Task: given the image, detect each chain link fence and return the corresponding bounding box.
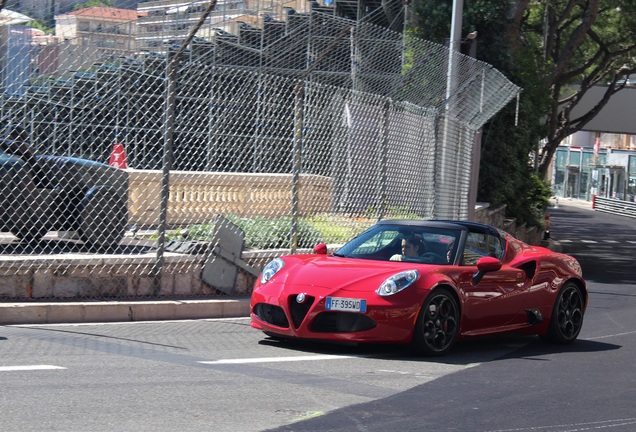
[0,0,520,300]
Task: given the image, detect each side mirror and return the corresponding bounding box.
[313,243,327,255]
[472,256,502,284]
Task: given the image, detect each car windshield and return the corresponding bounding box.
[335,224,461,265]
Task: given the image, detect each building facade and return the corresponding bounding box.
[55,6,142,54]
[0,9,33,96]
[552,130,636,203]
[135,0,309,52]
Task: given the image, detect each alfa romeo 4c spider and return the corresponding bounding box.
[250,220,587,356]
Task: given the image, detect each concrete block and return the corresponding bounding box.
[78,278,99,298]
[0,303,48,324]
[136,275,155,296]
[53,277,82,298]
[221,298,251,317]
[173,300,219,320]
[130,301,175,321]
[174,273,192,295]
[159,273,174,296]
[83,303,132,322]
[0,275,18,298]
[100,276,127,297]
[47,302,84,323]
[32,269,55,298]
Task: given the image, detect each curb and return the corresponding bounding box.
[0,298,251,325]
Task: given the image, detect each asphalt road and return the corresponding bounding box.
[266,201,636,432]
[1,201,635,432]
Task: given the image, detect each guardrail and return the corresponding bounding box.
[593,196,636,219]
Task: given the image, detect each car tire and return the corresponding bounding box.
[540,282,585,344]
[78,185,128,250]
[9,186,54,243]
[412,289,459,356]
[11,225,50,243]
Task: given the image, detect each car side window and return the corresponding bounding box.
[461,232,504,265]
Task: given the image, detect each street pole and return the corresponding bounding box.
[439,0,463,219]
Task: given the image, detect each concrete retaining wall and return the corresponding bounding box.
[0,205,545,303]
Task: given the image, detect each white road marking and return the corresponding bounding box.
[603,240,619,243]
[485,417,636,431]
[9,317,251,327]
[580,240,597,243]
[586,330,636,340]
[199,354,357,365]
[0,365,66,372]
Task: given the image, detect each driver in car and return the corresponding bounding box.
[390,234,426,262]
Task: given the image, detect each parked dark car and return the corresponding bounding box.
[0,132,128,250]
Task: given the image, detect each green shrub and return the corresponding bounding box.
[167,214,374,250]
[305,215,373,244]
[226,215,321,249]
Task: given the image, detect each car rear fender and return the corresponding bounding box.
[563,277,588,309]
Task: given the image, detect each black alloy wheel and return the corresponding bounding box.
[541,282,585,344]
[412,289,459,356]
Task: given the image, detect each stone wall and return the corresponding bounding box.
[473,202,544,246]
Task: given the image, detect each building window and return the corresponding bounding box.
[629,155,636,202]
[569,150,581,167]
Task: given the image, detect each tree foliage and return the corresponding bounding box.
[73,0,112,11]
[411,0,551,226]
[410,0,636,225]
[512,0,636,177]
[27,19,54,34]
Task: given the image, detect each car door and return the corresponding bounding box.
[458,264,529,334]
[456,231,529,334]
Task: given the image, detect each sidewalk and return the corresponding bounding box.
[549,196,594,210]
[0,298,251,325]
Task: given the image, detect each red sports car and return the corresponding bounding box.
[250,220,587,356]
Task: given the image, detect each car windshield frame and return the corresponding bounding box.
[334,222,464,265]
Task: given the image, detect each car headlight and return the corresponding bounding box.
[260,258,284,284]
[376,270,419,296]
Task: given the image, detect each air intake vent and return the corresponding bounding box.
[254,303,289,328]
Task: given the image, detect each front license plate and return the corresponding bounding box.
[325,297,367,313]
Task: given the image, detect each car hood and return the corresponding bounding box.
[271,254,426,294]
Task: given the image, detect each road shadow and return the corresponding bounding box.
[257,333,619,365]
[493,337,621,360]
[260,335,623,432]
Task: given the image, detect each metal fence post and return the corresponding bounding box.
[290,82,304,254]
[290,26,353,253]
[153,0,218,294]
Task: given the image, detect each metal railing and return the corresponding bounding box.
[593,196,636,219]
